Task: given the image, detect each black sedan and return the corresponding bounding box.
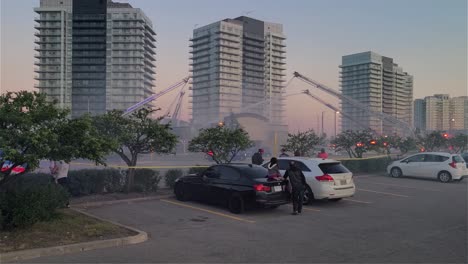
[174,164,289,214]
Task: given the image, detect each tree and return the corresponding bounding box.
[282,130,325,157]
[0,91,111,178]
[188,126,253,164]
[93,108,178,192]
[331,129,374,158]
[449,133,468,153]
[417,131,447,152]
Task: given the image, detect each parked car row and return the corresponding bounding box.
[174,157,356,214]
[174,152,467,214]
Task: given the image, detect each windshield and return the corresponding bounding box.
[241,167,268,178]
[319,162,350,174]
[453,155,464,163]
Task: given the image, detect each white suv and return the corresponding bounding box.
[387,152,467,183]
[263,157,355,204]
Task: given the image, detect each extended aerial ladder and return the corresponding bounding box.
[293,72,415,136]
[123,76,190,116]
[302,89,375,134]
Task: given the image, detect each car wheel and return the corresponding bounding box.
[329,198,342,202]
[438,171,452,183]
[303,185,314,205]
[390,167,403,178]
[228,193,245,214]
[174,183,190,201]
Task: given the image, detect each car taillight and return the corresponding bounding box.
[449,162,457,168]
[254,184,271,192]
[315,174,334,182]
[10,166,26,175]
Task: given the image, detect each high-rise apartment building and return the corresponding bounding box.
[413,99,426,131]
[190,16,286,127]
[34,0,156,117]
[340,51,413,135]
[414,95,468,132]
[425,94,450,131]
[449,96,468,131]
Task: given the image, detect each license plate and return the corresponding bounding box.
[273,186,282,192]
[340,180,347,185]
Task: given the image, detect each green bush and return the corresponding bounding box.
[188,166,207,175]
[339,157,392,174]
[165,169,183,189]
[133,169,161,193]
[0,184,68,230]
[68,169,123,196]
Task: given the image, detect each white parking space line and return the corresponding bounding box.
[357,188,410,198]
[359,181,441,192]
[287,205,321,212]
[343,198,373,204]
[161,199,256,223]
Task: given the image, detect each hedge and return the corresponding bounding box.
[164,169,183,189]
[338,156,393,174]
[0,183,68,230]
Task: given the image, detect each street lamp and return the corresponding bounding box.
[334,111,340,137]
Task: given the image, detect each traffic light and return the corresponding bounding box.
[443,133,449,139]
[383,142,388,147]
[369,140,377,145]
[356,142,364,147]
[218,121,225,127]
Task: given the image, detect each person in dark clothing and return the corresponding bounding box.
[283,161,307,215]
[251,149,264,165]
[279,148,289,157]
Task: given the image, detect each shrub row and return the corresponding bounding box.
[0,183,68,230]
[339,157,393,174]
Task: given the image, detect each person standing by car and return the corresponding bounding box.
[279,148,289,157]
[267,157,283,180]
[317,148,329,159]
[284,161,307,215]
[50,160,71,208]
[252,149,264,165]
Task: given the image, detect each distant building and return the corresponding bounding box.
[413,99,426,131]
[340,51,413,135]
[425,94,450,131]
[449,96,468,131]
[34,0,156,117]
[414,94,467,132]
[190,16,286,128]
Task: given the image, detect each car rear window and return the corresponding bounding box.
[319,162,350,174]
[453,155,464,163]
[241,166,268,178]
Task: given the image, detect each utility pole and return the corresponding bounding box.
[321,111,325,136]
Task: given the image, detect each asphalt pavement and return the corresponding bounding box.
[24,173,467,263]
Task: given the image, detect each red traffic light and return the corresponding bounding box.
[383,142,388,147]
[443,133,449,139]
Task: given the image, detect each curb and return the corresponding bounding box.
[0,209,148,263]
[73,194,173,208]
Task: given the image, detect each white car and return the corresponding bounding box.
[387,152,467,183]
[263,157,355,203]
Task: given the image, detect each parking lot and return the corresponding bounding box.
[28,173,466,263]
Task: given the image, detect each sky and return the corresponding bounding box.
[1,0,467,134]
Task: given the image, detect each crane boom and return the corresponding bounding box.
[302,90,376,134]
[293,72,414,135]
[172,90,186,125]
[123,76,190,116]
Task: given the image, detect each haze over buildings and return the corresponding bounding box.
[34,0,156,117]
[340,51,413,135]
